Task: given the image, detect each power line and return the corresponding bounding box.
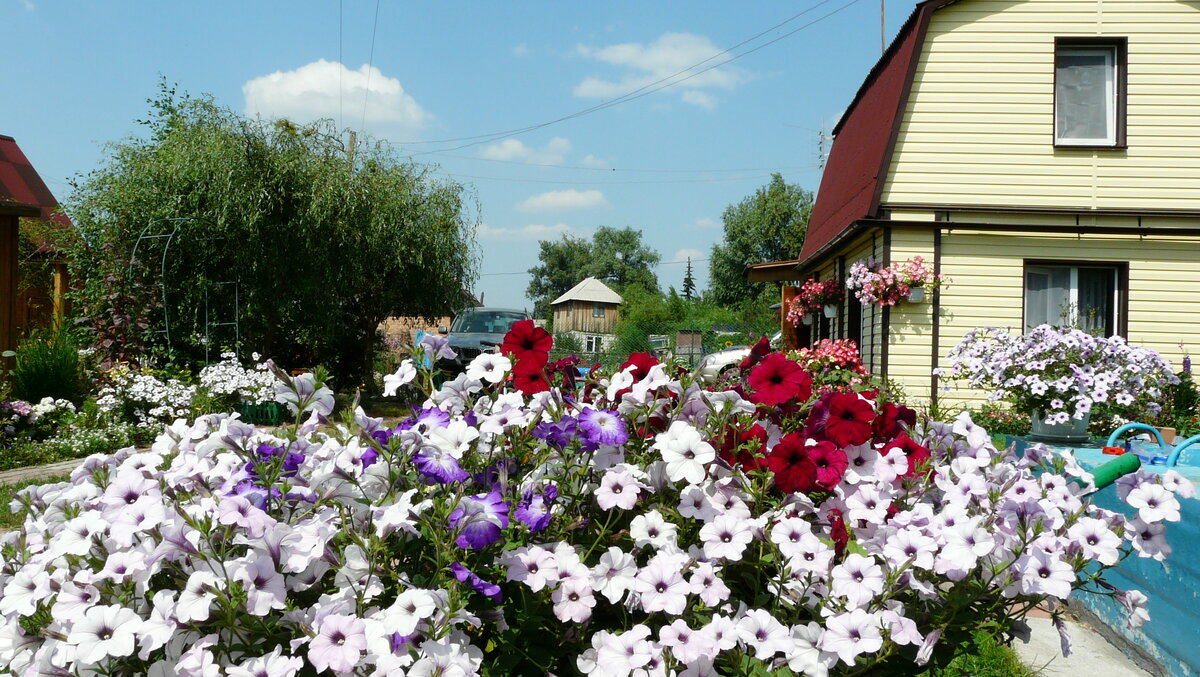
[440,171,812,186]
[430,152,820,174]
[479,257,710,277]
[361,0,381,132]
[396,0,859,155]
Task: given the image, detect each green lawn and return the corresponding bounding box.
[0,474,71,530]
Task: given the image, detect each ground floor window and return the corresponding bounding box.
[584,334,603,352]
[1024,261,1125,336]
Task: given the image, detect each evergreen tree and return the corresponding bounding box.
[682,257,697,300]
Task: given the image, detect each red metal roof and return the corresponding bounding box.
[795,2,934,265]
[0,134,73,252]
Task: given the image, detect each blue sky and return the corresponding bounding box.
[3,0,919,311]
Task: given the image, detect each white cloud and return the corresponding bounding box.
[512,43,531,57]
[573,32,751,107]
[477,222,575,241]
[17,0,35,10]
[243,59,429,132]
[580,154,608,168]
[516,189,609,213]
[673,248,705,263]
[686,217,720,230]
[480,137,572,165]
[680,90,717,109]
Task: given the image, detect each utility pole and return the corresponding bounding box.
[347,130,357,167]
[817,121,832,170]
[881,0,887,54]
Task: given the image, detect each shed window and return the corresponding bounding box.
[592,302,605,318]
[584,334,602,352]
[1055,39,1126,147]
[1025,263,1124,336]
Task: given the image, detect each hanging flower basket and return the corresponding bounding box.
[846,256,950,308]
[786,279,845,326]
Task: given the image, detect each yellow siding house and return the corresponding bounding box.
[749,0,1200,409]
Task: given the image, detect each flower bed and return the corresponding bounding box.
[0,323,1187,676]
[940,325,1178,428]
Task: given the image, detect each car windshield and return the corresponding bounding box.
[450,310,527,334]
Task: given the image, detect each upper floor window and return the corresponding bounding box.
[1055,38,1127,148]
[592,302,605,318]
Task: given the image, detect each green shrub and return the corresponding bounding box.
[10,330,85,404]
[973,404,1031,436]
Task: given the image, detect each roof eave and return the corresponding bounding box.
[0,203,41,218]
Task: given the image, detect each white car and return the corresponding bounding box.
[697,332,782,383]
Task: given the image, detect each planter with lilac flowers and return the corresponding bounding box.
[0,319,1188,676]
[940,324,1179,441]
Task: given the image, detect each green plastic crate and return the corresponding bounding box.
[239,401,286,426]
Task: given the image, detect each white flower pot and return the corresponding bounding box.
[801,313,814,326]
[1030,410,1092,443]
[823,304,838,319]
[906,288,926,303]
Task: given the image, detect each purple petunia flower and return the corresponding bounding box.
[448,489,510,549]
[412,446,470,484]
[371,428,394,448]
[397,407,451,434]
[449,562,503,602]
[534,416,579,449]
[578,408,628,447]
[514,483,558,533]
[420,334,457,362]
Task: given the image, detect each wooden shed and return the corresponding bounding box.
[0,135,71,358]
[550,277,622,352]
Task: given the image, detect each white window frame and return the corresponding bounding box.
[1024,264,1121,335]
[584,334,602,352]
[1054,43,1119,147]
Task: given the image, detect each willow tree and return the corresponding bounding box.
[65,84,479,382]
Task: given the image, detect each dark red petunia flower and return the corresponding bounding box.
[501,320,553,364]
[748,354,813,407]
[718,424,769,472]
[547,355,582,389]
[872,402,918,441]
[620,352,659,382]
[827,508,849,561]
[739,335,773,369]
[803,392,835,439]
[823,393,875,447]
[807,440,849,490]
[512,359,550,395]
[883,431,932,478]
[765,431,818,494]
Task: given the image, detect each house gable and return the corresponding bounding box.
[797,2,936,265]
[881,0,1200,212]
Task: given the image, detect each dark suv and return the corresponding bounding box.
[437,307,532,373]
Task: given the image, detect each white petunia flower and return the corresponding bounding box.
[653,421,716,484]
[466,353,512,384]
[68,604,142,663]
[383,359,418,396]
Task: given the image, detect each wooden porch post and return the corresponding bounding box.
[0,214,17,358]
[52,260,69,329]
